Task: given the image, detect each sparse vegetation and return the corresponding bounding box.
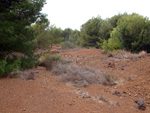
[52,59,99,87]
[40,54,61,70]
[19,70,35,80]
[96,95,108,103]
[102,50,146,59]
[102,73,118,86]
[61,41,75,49]
[40,56,120,87]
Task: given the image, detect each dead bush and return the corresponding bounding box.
[101,73,118,86]
[138,51,147,57]
[19,70,35,80]
[51,59,99,87]
[40,56,119,87]
[114,50,139,59]
[103,50,147,59]
[96,95,108,103]
[39,54,61,70]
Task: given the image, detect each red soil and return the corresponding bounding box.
[0,47,150,113]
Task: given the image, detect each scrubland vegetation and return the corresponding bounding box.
[40,54,118,87]
[0,0,150,78]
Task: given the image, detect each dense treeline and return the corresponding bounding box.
[80,13,150,53]
[32,12,150,53]
[1,0,150,76]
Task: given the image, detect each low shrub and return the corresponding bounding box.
[0,53,40,77]
[20,70,35,80]
[51,59,99,87]
[40,56,119,87]
[0,58,21,77]
[40,54,61,70]
[102,73,118,86]
[20,54,40,70]
[61,41,75,49]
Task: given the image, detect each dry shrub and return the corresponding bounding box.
[101,73,118,86]
[40,56,119,87]
[96,95,108,103]
[39,54,61,70]
[52,59,119,87]
[51,59,99,87]
[138,51,147,57]
[110,50,139,59]
[19,70,35,80]
[103,50,147,59]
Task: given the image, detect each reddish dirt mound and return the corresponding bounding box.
[0,47,150,113]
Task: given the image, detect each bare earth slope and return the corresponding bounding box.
[0,47,150,113]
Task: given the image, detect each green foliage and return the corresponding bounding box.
[61,41,75,49]
[40,54,61,70]
[48,26,63,48]
[0,59,21,77]
[109,13,150,52]
[20,54,40,70]
[32,20,50,49]
[101,29,122,51]
[33,21,63,49]
[102,40,109,51]
[80,17,103,47]
[99,20,113,40]
[0,0,46,76]
[45,54,61,61]
[62,28,73,41]
[105,27,123,51]
[62,28,80,48]
[0,0,46,55]
[80,16,114,48]
[68,30,80,46]
[108,13,126,28]
[96,20,113,48]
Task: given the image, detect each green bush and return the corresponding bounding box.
[0,59,21,77]
[102,40,109,51]
[110,13,150,53]
[102,38,121,51]
[20,54,40,70]
[61,41,75,49]
[80,17,103,48]
[0,53,40,77]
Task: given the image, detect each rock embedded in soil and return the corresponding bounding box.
[135,99,146,111]
[113,91,121,97]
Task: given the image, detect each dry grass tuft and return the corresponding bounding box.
[101,73,118,86]
[103,50,142,59]
[138,51,147,57]
[19,70,35,80]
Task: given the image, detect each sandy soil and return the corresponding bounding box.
[0,47,150,113]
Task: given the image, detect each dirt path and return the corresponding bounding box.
[0,47,150,113]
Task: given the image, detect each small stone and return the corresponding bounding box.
[123,91,127,94]
[113,91,121,97]
[138,104,146,111]
[135,99,146,111]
